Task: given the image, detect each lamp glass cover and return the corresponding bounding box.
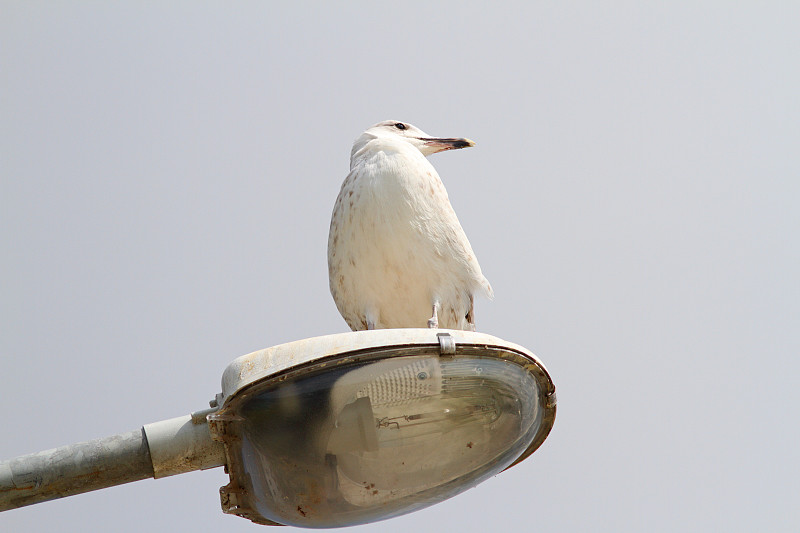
[230,352,543,527]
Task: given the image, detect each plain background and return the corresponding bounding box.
[2,3,798,532]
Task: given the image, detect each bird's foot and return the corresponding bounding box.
[427,302,440,329]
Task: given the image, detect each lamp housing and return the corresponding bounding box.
[207,329,556,528]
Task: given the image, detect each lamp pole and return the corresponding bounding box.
[0,409,224,511]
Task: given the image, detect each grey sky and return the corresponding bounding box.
[1,2,798,532]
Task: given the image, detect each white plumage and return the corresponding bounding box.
[328,120,492,331]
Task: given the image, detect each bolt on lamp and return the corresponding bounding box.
[0,329,556,528]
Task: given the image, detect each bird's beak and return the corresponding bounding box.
[417,137,476,154]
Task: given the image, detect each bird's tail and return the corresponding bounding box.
[480,277,494,300]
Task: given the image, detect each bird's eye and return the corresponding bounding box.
[394,123,407,130]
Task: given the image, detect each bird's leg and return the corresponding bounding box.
[427,301,440,329]
[465,294,476,332]
[366,318,376,330]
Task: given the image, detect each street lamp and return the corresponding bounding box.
[0,329,556,528]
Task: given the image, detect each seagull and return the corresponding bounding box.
[328,120,492,331]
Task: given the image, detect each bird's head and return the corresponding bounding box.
[351,120,475,162]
